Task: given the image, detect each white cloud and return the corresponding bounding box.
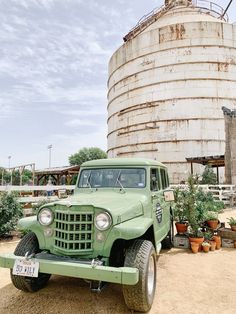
[65,118,97,128]
[1,0,235,168]
[0,104,13,118]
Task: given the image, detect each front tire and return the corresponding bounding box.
[10,232,51,292]
[122,240,157,313]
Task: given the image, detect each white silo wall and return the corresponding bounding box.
[107,4,236,183]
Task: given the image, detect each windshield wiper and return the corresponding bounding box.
[86,172,92,190]
[115,171,126,193]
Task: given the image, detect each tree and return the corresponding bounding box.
[0,168,33,185]
[69,147,107,166]
[200,166,217,185]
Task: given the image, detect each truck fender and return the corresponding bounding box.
[17,216,46,248]
[17,216,38,230]
[102,217,154,257]
[112,217,153,239]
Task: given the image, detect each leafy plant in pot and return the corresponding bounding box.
[202,241,211,253]
[205,211,219,230]
[183,175,205,251]
[227,217,236,231]
[173,188,188,234]
[203,230,216,251]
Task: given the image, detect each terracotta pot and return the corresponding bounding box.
[175,222,188,234]
[206,220,218,230]
[190,242,199,254]
[189,237,204,252]
[230,225,236,232]
[212,235,221,250]
[209,240,216,251]
[202,244,210,253]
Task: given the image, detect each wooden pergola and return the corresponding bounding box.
[35,165,80,185]
[186,155,225,183]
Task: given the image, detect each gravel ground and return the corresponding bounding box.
[0,210,236,314]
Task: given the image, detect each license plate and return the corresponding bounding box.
[13,259,39,277]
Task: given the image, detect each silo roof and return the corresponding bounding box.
[124,1,228,42]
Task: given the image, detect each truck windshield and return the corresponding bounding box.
[78,168,146,188]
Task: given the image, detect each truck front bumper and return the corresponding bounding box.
[0,253,139,285]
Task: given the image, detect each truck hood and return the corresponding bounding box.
[53,190,147,224]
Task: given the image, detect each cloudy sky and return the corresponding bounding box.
[0,0,235,169]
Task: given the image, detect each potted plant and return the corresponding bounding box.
[227,217,236,231]
[204,211,219,230]
[190,241,199,254]
[212,235,221,249]
[202,241,211,253]
[173,188,188,234]
[184,175,205,251]
[203,230,216,251]
[209,240,216,251]
[173,175,224,249]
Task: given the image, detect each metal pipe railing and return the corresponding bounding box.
[124,0,229,42]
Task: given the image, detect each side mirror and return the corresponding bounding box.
[163,190,175,202]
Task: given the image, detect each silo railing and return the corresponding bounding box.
[193,0,229,22]
[123,0,229,42]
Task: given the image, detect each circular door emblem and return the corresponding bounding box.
[156,203,163,224]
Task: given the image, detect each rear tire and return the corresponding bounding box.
[122,240,156,313]
[10,232,51,292]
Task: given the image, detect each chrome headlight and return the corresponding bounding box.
[38,208,54,226]
[95,212,112,231]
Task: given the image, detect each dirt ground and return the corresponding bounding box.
[0,210,236,314]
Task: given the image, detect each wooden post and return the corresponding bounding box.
[190,162,193,175]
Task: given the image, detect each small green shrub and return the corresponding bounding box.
[173,188,188,223]
[204,211,218,221]
[0,192,23,237]
[227,217,236,226]
[200,166,217,185]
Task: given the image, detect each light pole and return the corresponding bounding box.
[1,169,4,186]
[7,156,12,185]
[47,145,52,168]
[8,156,11,169]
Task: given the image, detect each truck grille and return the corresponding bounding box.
[54,210,93,254]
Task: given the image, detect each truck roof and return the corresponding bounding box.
[81,158,166,168]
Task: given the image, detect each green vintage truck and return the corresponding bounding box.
[0,158,174,312]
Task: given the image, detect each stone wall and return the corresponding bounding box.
[222,107,236,184]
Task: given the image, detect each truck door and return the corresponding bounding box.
[150,168,171,242]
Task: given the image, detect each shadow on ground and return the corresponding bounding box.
[0,276,131,314]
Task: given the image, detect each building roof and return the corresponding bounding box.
[35,165,80,175]
[186,155,225,167]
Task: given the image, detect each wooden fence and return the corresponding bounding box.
[171,184,236,207]
[1,184,235,207]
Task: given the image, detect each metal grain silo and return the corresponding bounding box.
[107,0,236,183]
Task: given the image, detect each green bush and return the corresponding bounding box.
[200,166,217,185]
[0,192,23,237]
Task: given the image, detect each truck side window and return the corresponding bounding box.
[150,168,160,191]
[160,168,168,189]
